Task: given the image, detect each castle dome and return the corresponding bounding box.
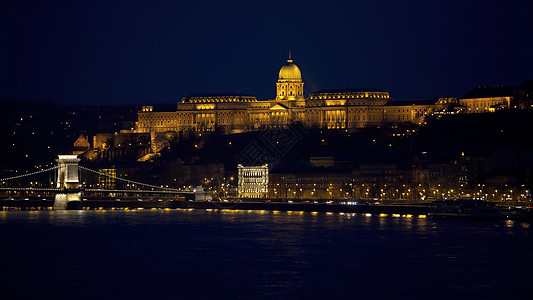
[278,54,301,81]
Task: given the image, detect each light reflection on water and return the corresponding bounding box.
[0,209,532,299]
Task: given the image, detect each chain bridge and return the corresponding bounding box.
[0,155,199,210]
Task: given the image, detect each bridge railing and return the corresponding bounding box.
[0,161,195,196]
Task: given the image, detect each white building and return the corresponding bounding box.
[237,164,269,198]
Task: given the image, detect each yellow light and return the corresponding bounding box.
[195,104,215,110]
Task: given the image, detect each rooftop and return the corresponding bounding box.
[462,84,515,99]
[311,88,387,94]
[181,93,257,103]
[385,99,438,106]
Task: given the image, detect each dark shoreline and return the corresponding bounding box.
[0,198,432,215]
[3,199,533,222]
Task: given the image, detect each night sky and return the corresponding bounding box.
[2,0,532,105]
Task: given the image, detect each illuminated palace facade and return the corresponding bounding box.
[135,56,511,134]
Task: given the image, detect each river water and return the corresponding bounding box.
[1,209,532,299]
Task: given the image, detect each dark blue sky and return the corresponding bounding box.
[2,0,532,105]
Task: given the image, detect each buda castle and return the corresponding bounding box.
[134,55,511,135]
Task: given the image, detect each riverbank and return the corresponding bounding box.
[3,199,533,222]
[0,198,431,215]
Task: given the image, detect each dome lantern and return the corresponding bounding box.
[278,51,301,81]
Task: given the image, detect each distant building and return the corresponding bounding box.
[268,162,430,200]
[269,171,352,199]
[513,81,533,109]
[97,168,116,189]
[384,100,437,124]
[459,84,513,113]
[73,134,91,155]
[134,54,468,135]
[237,164,269,198]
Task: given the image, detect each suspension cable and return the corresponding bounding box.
[78,166,181,192]
[0,166,60,182]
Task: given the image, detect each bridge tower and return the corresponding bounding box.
[56,155,81,189]
[54,155,82,210]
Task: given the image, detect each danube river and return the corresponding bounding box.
[1,209,532,299]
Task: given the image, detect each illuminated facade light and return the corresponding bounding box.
[237,164,269,198]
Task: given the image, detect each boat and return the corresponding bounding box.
[428,199,503,221]
[501,206,533,222]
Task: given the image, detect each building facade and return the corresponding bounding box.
[134,55,512,135]
[237,164,269,198]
